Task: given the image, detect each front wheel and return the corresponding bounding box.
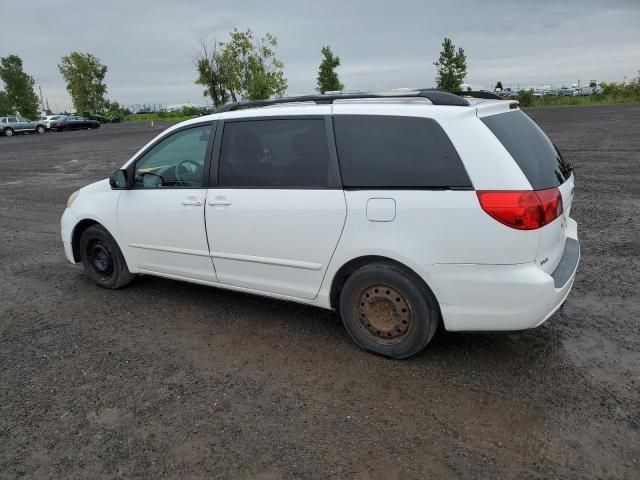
[35,125,45,134]
[339,263,440,359]
[79,225,135,289]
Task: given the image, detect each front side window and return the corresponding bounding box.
[18,117,29,122]
[134,125,211,188]
[218,119,331,188]
[333,115,471,188]
[8,117,17,123]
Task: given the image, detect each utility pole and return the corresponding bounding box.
[38,85,45,113]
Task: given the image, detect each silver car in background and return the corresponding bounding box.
[0,116,47,137]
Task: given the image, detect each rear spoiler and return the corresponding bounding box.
[453,91,504,100]
[475,99,520,118]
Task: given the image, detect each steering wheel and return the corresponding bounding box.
[174,159,201,185]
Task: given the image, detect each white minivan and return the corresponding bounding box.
[61,91,579,358]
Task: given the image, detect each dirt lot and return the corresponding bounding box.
[1,105,638,479]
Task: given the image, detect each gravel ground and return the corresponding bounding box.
[0,105,638,479]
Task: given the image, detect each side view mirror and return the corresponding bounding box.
[109,169,130,189]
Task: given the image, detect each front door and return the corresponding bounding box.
[118,123,217,282]
[205,115,346,300]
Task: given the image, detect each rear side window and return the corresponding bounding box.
[481,111,572,189]
[218,119,332,188]
[333,115,471,188]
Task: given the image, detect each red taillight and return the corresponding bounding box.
[476,188,563,230]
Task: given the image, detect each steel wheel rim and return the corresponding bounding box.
[355,285,413,343]
[87,240,114,278]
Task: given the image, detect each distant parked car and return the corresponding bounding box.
[51,116,101,132]
[40,115,67,130]
[82,112,109,124]
[0,116,47,137]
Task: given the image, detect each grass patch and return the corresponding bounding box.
[528,95,640,108]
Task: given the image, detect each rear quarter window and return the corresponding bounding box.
[481,110,572,189]
[333,115,471,188]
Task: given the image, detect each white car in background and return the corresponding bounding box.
[61,91,580,359]
[40,115,67,130]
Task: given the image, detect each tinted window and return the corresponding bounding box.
[218,119,332,188]
[8,117,17,123]
[481,111,572,189]
[134,125,211,188]
[333,115,470,188]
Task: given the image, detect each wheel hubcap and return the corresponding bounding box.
[356,285,412,340]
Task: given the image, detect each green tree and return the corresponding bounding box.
[495,81,503,91]
[195,38,234,107]
[433,38,467,91]
[316,46,344,93]
[195,29,287,106]
[0,55,40,118]
[58,52,108,113]
[0,90,12,115]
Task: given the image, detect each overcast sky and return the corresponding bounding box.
[1,0,639,110]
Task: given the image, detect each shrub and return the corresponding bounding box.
[517,89,534,107]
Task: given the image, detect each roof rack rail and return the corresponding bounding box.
[214,89,470,113]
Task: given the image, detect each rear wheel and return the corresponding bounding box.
[3,127,13,137]
[79,225,135,289]
[339,263,439,359]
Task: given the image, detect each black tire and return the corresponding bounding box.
[79,225,135,289]
[35,125,45,134]
[339,263,440,359]
[3,127,13,137]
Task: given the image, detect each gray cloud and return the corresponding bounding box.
[2,0,639,110]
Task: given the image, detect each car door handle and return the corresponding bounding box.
[208,200,231,206]
[181,200,203,206]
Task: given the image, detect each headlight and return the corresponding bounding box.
[66,190,79,208]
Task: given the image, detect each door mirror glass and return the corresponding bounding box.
[109,169,129,189]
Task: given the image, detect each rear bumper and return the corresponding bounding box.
[429,221,580,332]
